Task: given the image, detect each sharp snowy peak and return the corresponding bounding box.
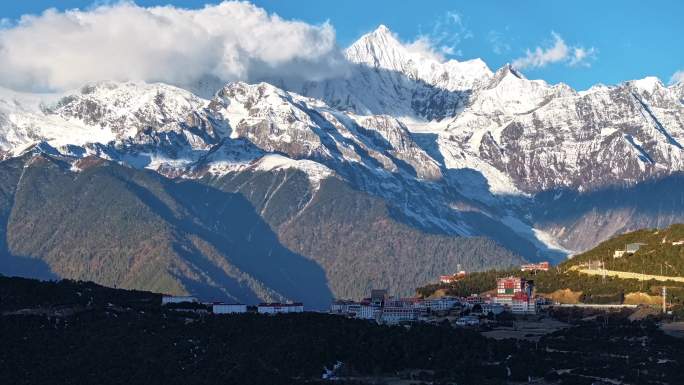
[473,64,576,115]
[297,25,491,120]
[345,25,492,92]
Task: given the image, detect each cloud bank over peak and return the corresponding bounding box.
[671,70,684,85]
[512,32,596,70]
[0,1,348,93]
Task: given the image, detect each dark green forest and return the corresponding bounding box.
[1,276,683,384]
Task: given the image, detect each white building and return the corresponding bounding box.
[464,295,486,307]
[480,303,505,315]
[346,303,361,317]
[455,316,480,326]
[257,303,304,314]
[358,303,380,320]
[423,297,460,312]
[614,243,646,258]
[330,300,357,315]
[380,306,419,324]
[212,303,247,314]
[161,295,199,305]
[510,293,537,314]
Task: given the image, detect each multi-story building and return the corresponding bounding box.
[614,243,646,258]
[357,301,379,320]
[212,303,247,314]
[510,293,537,314]
[520,262,550,272]
[496,276,527,296]
[330,291,462,323]
[257,302,304,314]
[161,295,199,305]
[464,295,486,306]
[455,315,480,326]
[330,300,355,315]
[493,295,513,307]
[380,305,420,324]
[423,296,460,312]
[439,271,467,283]
[494,276,536,314]
[346,303,361,317]
[480,303,505,315]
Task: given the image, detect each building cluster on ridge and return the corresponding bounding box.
[330,289,462,324]
[161,272,546,322]
[161,295,304,315]
[330,275,545,326]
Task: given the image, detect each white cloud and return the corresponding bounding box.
[488,30,511,55]
[670,70,684,85]
[512,32,596,70]
[411,10,472,60]
[0,1,348,92]
[405,36,446,62]
[569,47,597,67]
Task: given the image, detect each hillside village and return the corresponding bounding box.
[419,224,684,316]
[161,295,304,315]
[329,275,545,327]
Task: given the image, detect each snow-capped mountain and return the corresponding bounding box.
[294,25,491,120]
[440,71,684,193]
[1,25,684,304]
[0,78,528,304]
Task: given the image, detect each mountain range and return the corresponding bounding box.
[1,25,683,307]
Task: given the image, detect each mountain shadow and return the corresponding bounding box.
[1,153,333,309]
[0,155,58,281]
[157,179,334,309]
[0,253,58,281]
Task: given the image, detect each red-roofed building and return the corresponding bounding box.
[496,276,527,296]
[439,270,467,283]
[521,261,550,272]
[510,292,536,314]
[494,276,536,314]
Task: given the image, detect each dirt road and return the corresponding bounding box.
[576,268,684,283]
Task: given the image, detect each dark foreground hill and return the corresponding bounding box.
[1,275,683,384]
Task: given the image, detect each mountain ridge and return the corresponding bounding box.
[1,25,683,305]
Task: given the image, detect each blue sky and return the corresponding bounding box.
[1,0,683,90]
